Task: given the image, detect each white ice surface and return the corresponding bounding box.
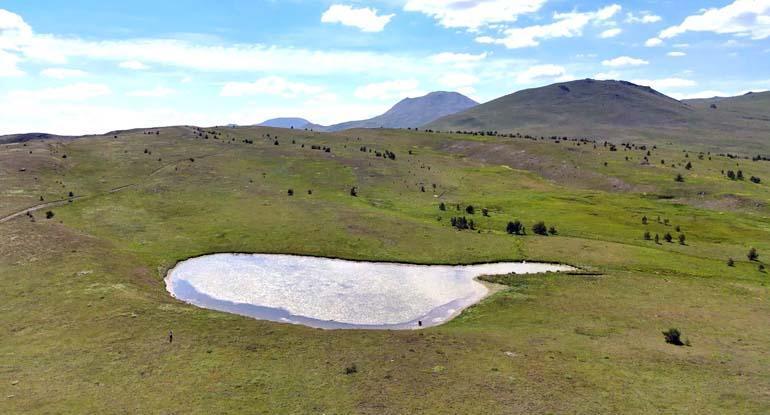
[166,254,574,326]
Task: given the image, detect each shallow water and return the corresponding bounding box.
[165,253,574,330]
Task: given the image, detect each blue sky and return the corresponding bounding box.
[1,0,769,135]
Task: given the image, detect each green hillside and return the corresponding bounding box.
[2,125,770,413]
[427,80,770,153]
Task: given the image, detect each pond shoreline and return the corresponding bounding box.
[165,253,577,330]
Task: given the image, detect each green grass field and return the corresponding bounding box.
[1,125,769,414]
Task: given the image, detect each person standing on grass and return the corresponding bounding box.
[169,330,173,344]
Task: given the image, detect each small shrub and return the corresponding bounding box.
[748,248,759,261]
[678,234,686,245]
[727,258,735,267]
[45,211,54,219]
[664,233,673,243]
[465,205,475,215]
[439,202,446,211]
[643,231,651,240]
[532,221,548,236]
[506,220,525,235]
[350,187,358,197]
[548,226,558,235]
[662,328,685,346]
[287,189,294,196]
[344,364,357,375]
[674,174,684,182]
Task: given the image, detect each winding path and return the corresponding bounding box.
[1,150,227,225]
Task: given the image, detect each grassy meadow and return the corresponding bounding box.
[1,125,769,414]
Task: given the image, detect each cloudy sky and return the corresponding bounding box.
[1,0,769,135]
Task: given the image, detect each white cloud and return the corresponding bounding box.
[119,60,150,70]
[632,77,697,91]
[40,67,88,78]
[127,86,176,97]
[476,4,622,49]
[659,0,770,41]
[438,73,479,88]
[220,76,325,98]
[354,79,424,100]
[321,5,394,33]
[672,90,731,100]
[645,37,663,47]
[594,71,621,80]
[404,0,547,30]
[429,52,487,66]
[0,9,426,77]
[0,8,32,42]
[626,12,662,24]
[0,49,24,76]
[600,28,622,38]
[602,56,649,67]
[516,64,569,84]
[667,51,686,57]
[6,82,111,102]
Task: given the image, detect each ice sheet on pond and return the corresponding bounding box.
[165,253,575,329]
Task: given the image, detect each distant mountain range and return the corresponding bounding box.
[426,79,770,152]
[256,118,324,130]
[4,81,769,152]
[257,91,478,132]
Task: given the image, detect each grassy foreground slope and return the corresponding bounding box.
[1,126,770,414]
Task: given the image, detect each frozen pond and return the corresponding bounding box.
[165,253,575,330]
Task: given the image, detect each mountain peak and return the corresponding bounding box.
[257,117,313,129]
[427,79,692,136]
[325,91,478,131]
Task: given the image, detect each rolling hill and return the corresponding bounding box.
[257,117,316,129]
[684,91,770,120]
[427,79,770,152]
[325,91,478,132]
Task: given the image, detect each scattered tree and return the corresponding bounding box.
[287,189,294,196]
[644,231,651,240]
[748,248,759,261]
[727,257,735,267]
[451,216,474,231]
[662,328,685,346]
[506,221,525,235]
[675,173,684,182]
[664,232,673,243]
[548,226,558,235]
[642,216,648,225]
[45,210,54,219]
[678,234,686,245]
[439,202,446,211]
[350,187,358,197]
[532,221,548,236]
[465,205,475,215]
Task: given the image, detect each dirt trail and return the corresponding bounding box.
[1,149,229,224]
[0,196,86,224]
